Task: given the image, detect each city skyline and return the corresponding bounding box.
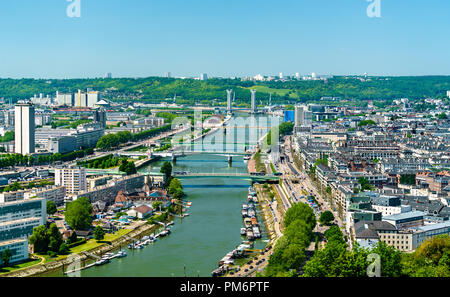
[0,0,449,78]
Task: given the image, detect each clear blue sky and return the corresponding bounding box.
[0,0,449,78]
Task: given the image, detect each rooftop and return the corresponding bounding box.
[383,211,426,222]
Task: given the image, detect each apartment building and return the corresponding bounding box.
[0,198,46,265]
[23,186,66,206]
[54,167,87,194]
[0,190,26,203]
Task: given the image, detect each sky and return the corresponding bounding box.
[0,0,449,78]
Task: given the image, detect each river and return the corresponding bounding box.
[45,113,280,277]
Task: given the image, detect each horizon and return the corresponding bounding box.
[3,74,450,80]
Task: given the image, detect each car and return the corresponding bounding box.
[260,251,264,255]
[247,260,253,265]
[229,272,234,275]
[244,269,248,272]
[254,257,258,260]
[249,266,254,269]
[261,259,265,262]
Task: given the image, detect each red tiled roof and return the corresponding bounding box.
[135,205,153,214]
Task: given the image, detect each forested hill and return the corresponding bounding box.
[1,76,450,105]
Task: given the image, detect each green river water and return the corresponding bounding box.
[45,114,280,277]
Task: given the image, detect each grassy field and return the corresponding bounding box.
[69,228,132,254]
[0,258,42,275]
[243,85,298,98]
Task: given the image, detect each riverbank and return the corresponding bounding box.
[2,218,172,277]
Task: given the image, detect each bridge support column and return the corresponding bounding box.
[171,155,177,163]
[228,155,232,166]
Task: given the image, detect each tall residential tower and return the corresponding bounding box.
[14,101,35,155]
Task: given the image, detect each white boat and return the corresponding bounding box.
[142,236,150,241]
[101,253,114,260]
[116,251,127,258]
[95,258,110,266]
[240,228,246,236]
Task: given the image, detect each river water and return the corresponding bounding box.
[45,113,280,277]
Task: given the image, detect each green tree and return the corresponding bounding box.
[152,201,163,211]
[29,225,50,254]
[284,219,313,247]
[1,249,12,267]
[58,243,70,255]
[94,226,105,241]
[358,177,374,191]
[65,197,93,231]
[66,231,78,244]
[46,200,57,216]
[319,211,335,226]
[160,161,172,187]
[284,202,316,230]
[438,112,448,120]
[47,223,63,253]
[169,178,184,200]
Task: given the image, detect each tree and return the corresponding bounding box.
[58,243,70,255]
[160,161,172,181]
[438,112,448,120]
[358,177,374,191]
[371,241,403,277]
[319,211,335,226]
[284,219,313,247]
[47,223,63,253]
[29,225,50,254]
[284,202,316,230]
[65,197,93,231]
[152,201,163,211]
[66,231,78,244]
[46,200,57,216]
[401,235,450,277]
[94,226,105,241]
[119,159,137,175]
[1,249,12,267]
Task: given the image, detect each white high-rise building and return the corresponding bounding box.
[295,105,312,128]
[165,72,172,78]
[87,91,101,108]
[226,89,233,112]
[279,73,283,79]
[295,73,300,80]
[200,73,208,81]
[447,90,450,98]
[14,101,35,155]
[55,167,87,194]
[251,90,257,113]
[55,91,74,106]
